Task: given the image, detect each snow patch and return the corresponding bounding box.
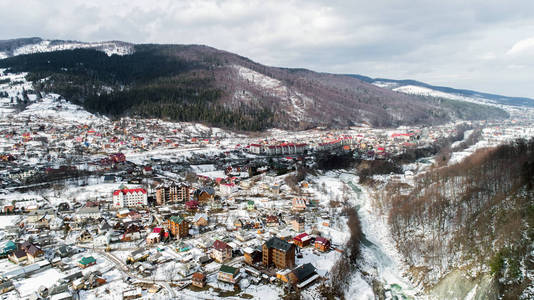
[18,94,102,123]
[11,40,133,57]
[393,85,496,106]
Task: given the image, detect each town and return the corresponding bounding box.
[1,68,534,300]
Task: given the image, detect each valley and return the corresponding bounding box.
[0,39,533,300]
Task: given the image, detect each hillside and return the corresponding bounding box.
[372,139,534,298]
[0,38,509,130]
[349,74,534,108]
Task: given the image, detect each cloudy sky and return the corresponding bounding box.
[2,0,534,97]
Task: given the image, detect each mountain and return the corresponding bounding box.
[0,38,510,131]
[348,74,534,108]
[0,37,133,58]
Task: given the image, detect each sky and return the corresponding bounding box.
[1,0,534,98]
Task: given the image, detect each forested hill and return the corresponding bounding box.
[375,138,534,298]
[0,42,509,131]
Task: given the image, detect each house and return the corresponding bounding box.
[167,216,189,239]
[8,249,27,264]
[247,200,255,211]
[211,240,232,263]
[262,237,295,269]
[128,248,149,263]
[265,215,279,227]
[116,208,130,218]
[192,272,206,288]
[185,200,199,211]
[3,205,14,213]
[288,263,319,288]
[77,229,93,243]
[198,255,212,265]
[314,236,331,252]
[142,166,153,175]
[146,232,161,245]
[78,256,96,268]
[243,247,262,265]
[56,245,76,258]
[292,197,307,211]
[112,187,147,208]
[276,269,292,283]
[292,217,305,232]
[194,187,215,203]
[26,244,44,262]
[75,207,101,220]
[0,281,14,294]
[193,213,208,227]
[249,144,263,154]
[217,265,240,284]
[155,182,190,205]
[1,240,17,256]
[293,233,311,248]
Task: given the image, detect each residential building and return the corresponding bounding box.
[192,213,208,227]
[217,265,240,284]
[243,247,262,265]
[247,200,255,211]
[293,233,311,248]
[8,249,27,264]
[292,217,305,232]
[262,237,295,269]
[211,240,232,263]
[0,281,14,295]
[292,197,307,211]
[167,215,189,239]
[192,272,206,288]
[26,244,44,262]
[146,232,161,245]
[112,188,147,208]
[155,182,190,205]
[288,263,318,287]
[194,187,215,203]
[1,240,17,256]
[78,256,96,269]
[75,207,101,220]
[314,237,331,252]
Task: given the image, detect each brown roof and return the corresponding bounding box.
[27,245,42,256]
[213,240,231,251]
[12,249,27,258]
[192,272,206,281]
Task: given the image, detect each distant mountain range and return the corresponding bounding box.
[0,37,518,130]
[348,74,534,108]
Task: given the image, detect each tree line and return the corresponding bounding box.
[373,138,534,296]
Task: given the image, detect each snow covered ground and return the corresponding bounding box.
[392,85,495,106]
[9,40,133,57]
[307,171,419,299]
[18,94,103,123]
[342,173,419,299]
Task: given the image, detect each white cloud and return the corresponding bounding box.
[506,37,534,55]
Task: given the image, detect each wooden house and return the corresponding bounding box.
[217,265,240,284]
[211,240,232,263]
[314,236,331,252]
[293,233,311,248]
[192,272,206,288]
